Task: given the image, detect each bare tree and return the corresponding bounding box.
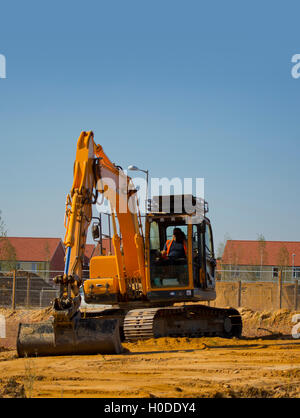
[277,245,289,269]
[218,234,244,279]
[257,234,268,276]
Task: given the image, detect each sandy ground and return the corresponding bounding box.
[0,307,300,398]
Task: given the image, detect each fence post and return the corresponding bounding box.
[11,270,16,310]
[237,280,242,307]
[26,273,30,307]
[294,279,298,311]
[278,270,282,309]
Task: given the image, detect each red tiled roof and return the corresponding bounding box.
[85,239,113,260]
[222,240,300,267]
[0,237,63,262]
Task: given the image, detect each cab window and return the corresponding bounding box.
[205,223,213,256]
[149,221,189,288]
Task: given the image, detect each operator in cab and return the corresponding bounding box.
[161,227,187,260]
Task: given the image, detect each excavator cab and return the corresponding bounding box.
[148,219,215,289]
[144,195,216,304]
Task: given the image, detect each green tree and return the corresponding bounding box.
[0,211,17,271]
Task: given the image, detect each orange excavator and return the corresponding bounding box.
[17,131,242,357]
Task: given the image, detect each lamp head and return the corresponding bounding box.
[128,165,140,171]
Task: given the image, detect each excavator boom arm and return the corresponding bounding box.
[54,131,145,320]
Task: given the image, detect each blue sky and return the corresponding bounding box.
[0,0,300,250]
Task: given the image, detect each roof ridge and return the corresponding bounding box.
[6,237,62,240]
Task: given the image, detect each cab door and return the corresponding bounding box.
[192,221,216,290]
[204,222,216,289]
[192,224,205,288]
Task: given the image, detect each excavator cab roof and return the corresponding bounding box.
[147,194,208,224]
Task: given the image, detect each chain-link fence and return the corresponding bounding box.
[0,268,96,309]
[216,268,300,283]
[0,268,299,311]
[0,270,64,308]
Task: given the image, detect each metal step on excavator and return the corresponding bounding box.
[17,131,242,357]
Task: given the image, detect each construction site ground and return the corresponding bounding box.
[0,307,300,398]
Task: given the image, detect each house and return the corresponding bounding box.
[0,237,65,275]
[84,238,113,259]
[220,240,300,281]
[0,236,114,277]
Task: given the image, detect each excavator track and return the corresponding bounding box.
[123,305,242,341]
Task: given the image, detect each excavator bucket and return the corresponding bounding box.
[16,317,122,357]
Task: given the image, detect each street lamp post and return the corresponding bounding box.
[292,253,296,279]
[127,165,149,213]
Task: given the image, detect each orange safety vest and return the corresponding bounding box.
[165,238,187,256]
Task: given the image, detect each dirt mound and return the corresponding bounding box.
[0,307,52,322]
[239,307,299,338]
[126,336,240,352]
